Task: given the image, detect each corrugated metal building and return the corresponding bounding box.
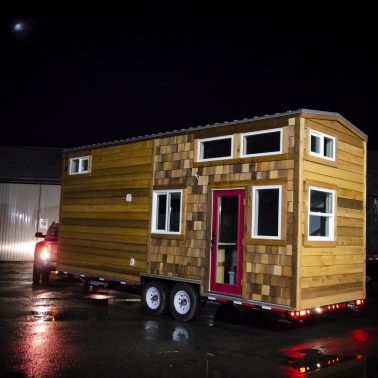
[0,146,62,261]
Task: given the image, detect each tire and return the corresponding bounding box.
[142,281,168,315]
[41,270,50,285]
[32,266,41,285]
[169,283,198,322]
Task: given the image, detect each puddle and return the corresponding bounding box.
[279,347,366,377]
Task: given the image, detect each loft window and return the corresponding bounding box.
[308,186,335,240]
[152,190,183,234]
[69,156,90,175]
[197,135,233,162]
[241,128,283,157]
[309,130,336,161]
[252,185,282,239]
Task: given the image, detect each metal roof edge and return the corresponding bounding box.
[64,109,367,152]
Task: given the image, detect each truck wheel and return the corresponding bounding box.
[32,266,41,285]
[142,281,168,315]
[41,270,50,285]
[169,283,198,322]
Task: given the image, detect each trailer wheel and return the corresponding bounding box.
[142,281,168,315]
[169,283,198,322]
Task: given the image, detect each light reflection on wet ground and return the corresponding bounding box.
[1,262,378,377]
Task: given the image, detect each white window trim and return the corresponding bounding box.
[151,189,183,234]
[197,135,234,162]
[252,185,282,240]
[240,128,283,158]
[69,156,90,175]
[308,186,335,241]
[309,129,336,161]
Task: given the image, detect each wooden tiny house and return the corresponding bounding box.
[57,109,367,320]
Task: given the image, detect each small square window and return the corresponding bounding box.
[309,130,336,161]
[308,186,335,240]
[69,156,90,175]
[152,190,183,234]
[197,136,233,162]
[241,128,283,157]
[252,185,282,239]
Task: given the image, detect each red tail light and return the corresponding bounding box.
[289,309,311,319]
[39,244,50,260]
[355,299,364,307]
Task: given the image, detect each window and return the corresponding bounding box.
[308,186,335,240]
[69,156,90,175]
[241,128,283,157]
[309,130,336,161]
[197,135,233,162]
[152,190,183,234]
[252,185,282,239]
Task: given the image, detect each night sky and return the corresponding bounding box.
[1,5,377,149]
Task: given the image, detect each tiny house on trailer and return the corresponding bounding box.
[57,109,367,321]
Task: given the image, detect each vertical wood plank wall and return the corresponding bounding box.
[150,117,296,306]
[58,141,153,281]
[299,116,366,308]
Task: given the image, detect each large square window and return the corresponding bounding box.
[152,190,183,234]
[309,130,336,161]
[69,156,90,175]
[241,128,282,157]
[197,135,233,161]
[252,185,282,239]
[308,186,335,240]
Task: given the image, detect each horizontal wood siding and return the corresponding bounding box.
[150,117,297,307]
[299,117,366,308]
[57,141,153,281]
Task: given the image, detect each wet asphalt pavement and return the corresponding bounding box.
[0,262,377,377]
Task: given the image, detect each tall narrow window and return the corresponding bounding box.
[197,135,233,162]
[308,186,335,240]
[241,128,283,157]
[252,185,282,239]
[309,130,336,161]
[152,190,183,234]
[69,156,90,175]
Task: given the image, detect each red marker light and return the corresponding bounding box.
[355,299,365,306]
[299,309,307,317]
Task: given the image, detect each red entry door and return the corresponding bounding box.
[210,189,244,295]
